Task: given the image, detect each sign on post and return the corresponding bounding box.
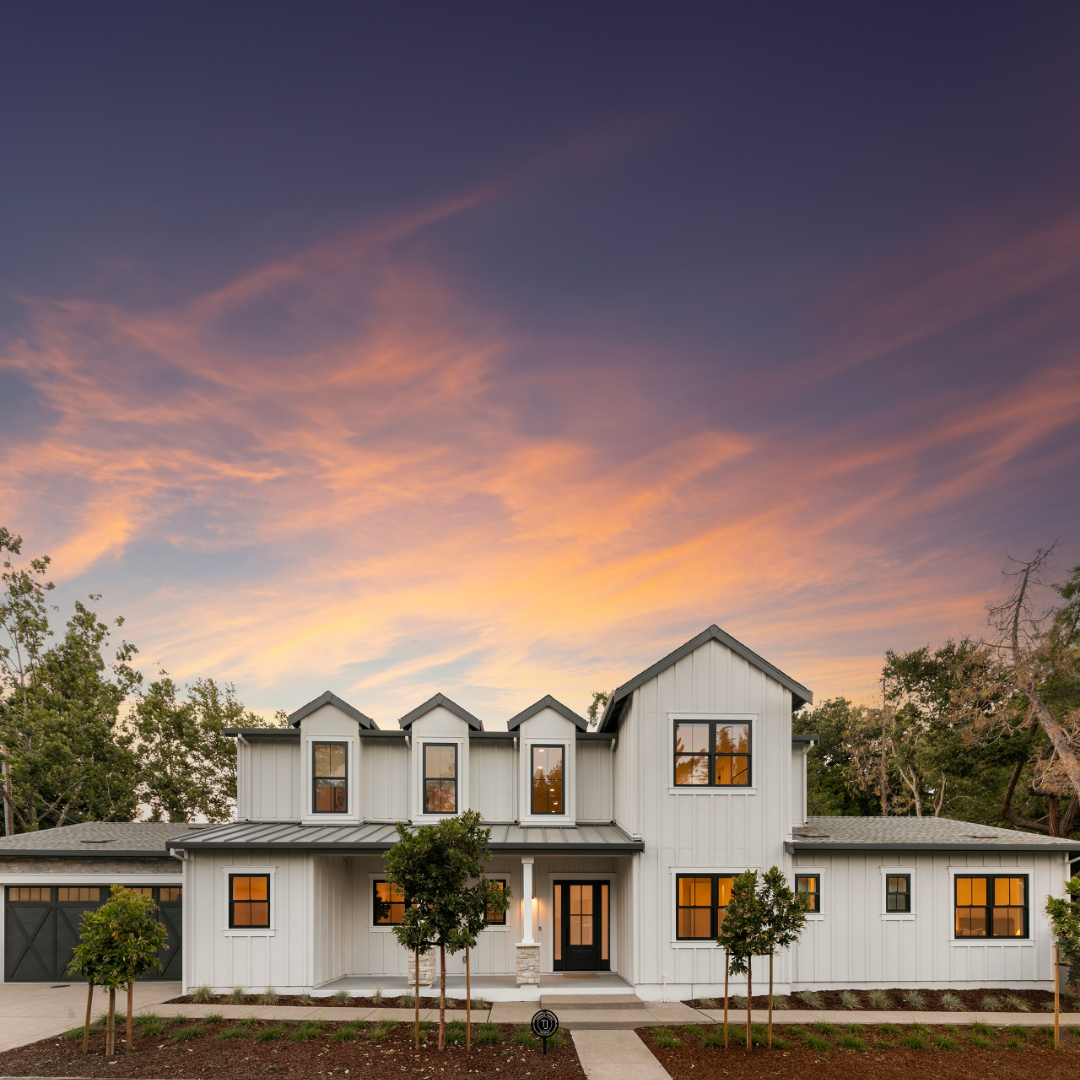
[531,1009,559,1054]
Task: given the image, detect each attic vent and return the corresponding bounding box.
[79,839,116,844]
[964,834,999,840]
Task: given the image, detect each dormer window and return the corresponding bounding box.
[423,743,457,813]
[531,746,564,814]
[312,742,348,813]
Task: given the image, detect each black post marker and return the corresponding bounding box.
[531,1009,559,1055]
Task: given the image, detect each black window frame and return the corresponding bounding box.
[228,873,271,929]
[954,874,1029,939]
[885,874,911,913]
[372,879,407,926]
[673,720,752,788]
[311,740,349,815]
[485,879,508,925]
[675,873,736,941]
[422,742,458,815]
[795,874,821,913]
[530,744,566,815]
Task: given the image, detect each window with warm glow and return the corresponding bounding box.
[954,875,1027,938]
[531,746,564,814]
[373,880,406,925]
[312,741,348,813]
[229,875,270,928]
[674,722,751,787]
[795,874,820,913]
[423,743,457,813]
[675,874,735,939]
[485,879,507,924]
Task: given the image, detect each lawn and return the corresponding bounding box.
[0,1017,582,1080]
[640,1021,1080,1080]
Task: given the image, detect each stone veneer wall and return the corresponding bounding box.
[0,857,181,874]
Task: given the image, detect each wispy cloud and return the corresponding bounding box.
[2,200,1078,724]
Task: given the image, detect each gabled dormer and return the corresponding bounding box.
[507,695,587,826]
[289,691,377,827]
[399,693,482,824]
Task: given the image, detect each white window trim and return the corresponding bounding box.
[667,714,758,796]
[947,866,1034,946]
[520,737,575,826]
[669,865,758,948]
[301,735,360,826]
[223,866,276,937]
[368,872,400,933]
[413,736,467,823]
[543,870,618,974]
[482,877,512,933]
[879,865,917,921]
[793,866,826,921]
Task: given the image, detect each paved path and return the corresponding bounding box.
[0,981,181,1053]
[573,1029,671,1080]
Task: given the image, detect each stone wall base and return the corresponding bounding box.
[407,948,436,987]
[515,942,541,985]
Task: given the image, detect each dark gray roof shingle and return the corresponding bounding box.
[790,816,1077,852]
[0,821,200,857]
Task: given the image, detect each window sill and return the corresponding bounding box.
[224,929,275,937]
[520,815,574,827]
[670,940,725,949]
[301,815,360,826]
[881,914,915,921]
[804,913,825,922]
[950,938,1033,946]
[668,787,757,796]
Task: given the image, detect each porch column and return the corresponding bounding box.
[515,855,540,985]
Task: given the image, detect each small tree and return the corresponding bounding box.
[718,868,808,1050]
[1045,876,1080,1049]
[68,885,168,1055]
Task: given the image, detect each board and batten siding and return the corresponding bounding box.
[615,637,794,995]
[312,855,353,987]
[468,741,516,822]
[790,850,1066,990]
[575,740,613,822]
[360,740,409,822]
[236,739,302,821]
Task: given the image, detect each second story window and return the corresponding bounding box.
[531,746,564,814]
[312,742,347,813]
[423,743,457,814]
[674,721,751,787]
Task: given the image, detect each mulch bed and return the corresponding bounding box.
[0,1019,582,1080]
[165,993,480,1009]
[682,986,1070,1011]
[639,1022,1080,1080]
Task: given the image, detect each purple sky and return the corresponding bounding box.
[1,3,1078,726]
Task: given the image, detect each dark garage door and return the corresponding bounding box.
[4,885,182,982]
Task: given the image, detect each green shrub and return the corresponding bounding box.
[837,1034,867,1051]
[1004,1025,1029,1039]
[839,991,861,1009]
[367,1021,394,1041]
[330,1027,359,1043]
[1041,1000,1056,1012]
[652,1028,682,1049]
[903,991,927,1010]
[203,1013,224,1024]
[1006,1038,1023,1050]
[227,987,245,1004]
[372,988,383,1005]
[772,995,786,1009]
[298,993,313,1006]
[867,990,890,1009]
[476,1023,501,1045]
[169,1015,191,1027]
[62,1027,84,1040]
[546,1031,566,1048]
[1005,995,1030,1012]
[171,1027,202,1042]
[873,1040,893,1050]
[940,993,963,1011]
[400,991,415,1008]
[909,1022,929,1033]
[331,989,351,1005]
[444,1021,466,1045]
[215,1027,244,1040]
[255,1025,287,1042]
[698,996,717,1009]
[513,1025,537,1047]
[813,1021,839,1035]
[972,1021,994,1036]
[970,1034,994,1050]
[235,1017,261,1028]
[472,997,491,1010]
[878,1023,900,1035]
[799,989,824,1008]
[771,1035,791,1050]
[731,995,747,1009]
[803,1034,830,1052]
[901,1034,928,1050]
[192,985,214,1004]
[138,1022,164,1036]
[683,1024,705,1037]
[291,1024,324,1042]
[701,1031,726,1049]
[980,995,1001,1011]
[934,1035,959,1050]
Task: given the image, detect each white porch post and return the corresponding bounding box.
[515,855,539,985]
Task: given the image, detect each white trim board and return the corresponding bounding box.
[222,865,277,938]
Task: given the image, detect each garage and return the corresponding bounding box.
[0,821,194,984]
[4,884,182,982]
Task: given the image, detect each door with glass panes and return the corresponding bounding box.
[553,881,610,971]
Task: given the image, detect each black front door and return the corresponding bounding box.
[553,881,610,971]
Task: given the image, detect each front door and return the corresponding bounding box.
[553,881,610,971]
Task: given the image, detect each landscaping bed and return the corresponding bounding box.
[164,991,485,1009]
[0,1017,583,1080]
[682,986,1072,1012]
[639,1021,1080,1080]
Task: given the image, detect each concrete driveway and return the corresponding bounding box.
[0,981,182,1052]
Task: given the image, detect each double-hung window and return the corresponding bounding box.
[229,875,270,928]
[373,880,406,925]
[886,874,911,913]
[485,879,507,924]
[312,742,348,813]
[795,874,820,913]
[675,874,734,940]
[955,875,1028,938]
[531,746,564,814]
[423,744,457,814]
[674,721,751,787]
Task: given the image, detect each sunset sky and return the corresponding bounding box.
[2,4,1078,727]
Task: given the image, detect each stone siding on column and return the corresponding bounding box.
[515,943,540,985]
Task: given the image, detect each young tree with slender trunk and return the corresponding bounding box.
[1045,876,1080,1050]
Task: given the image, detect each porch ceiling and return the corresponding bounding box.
[165,820,644,853]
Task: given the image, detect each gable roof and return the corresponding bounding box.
[288,690,377,729]
[398,692,484,731]
[599,624,813,731]
[506,694,589,732]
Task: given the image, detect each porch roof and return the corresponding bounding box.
[166,820,644,854]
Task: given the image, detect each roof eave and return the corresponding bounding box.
[787,841,1076,854]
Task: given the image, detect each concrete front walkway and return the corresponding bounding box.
[573,1029,671,1080]
[0,981,181,1052]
